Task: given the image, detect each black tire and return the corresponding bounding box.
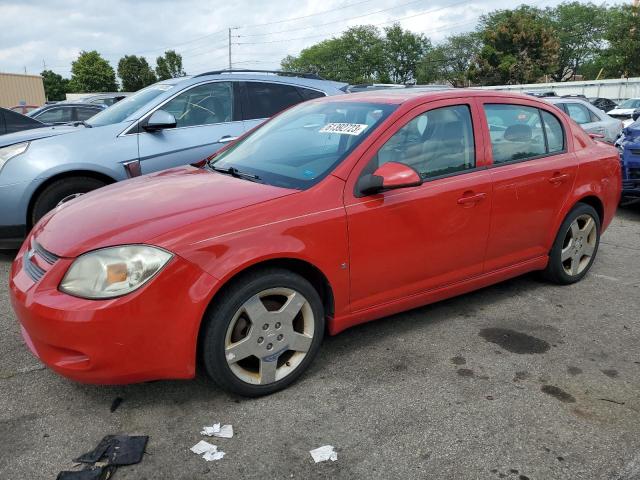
[543,203,601,285]
[31,177,106,225]
[201,268,325,397]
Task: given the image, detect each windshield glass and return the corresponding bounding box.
[211,101,397,189]
[618,99,640,109]
[87,84,174,127]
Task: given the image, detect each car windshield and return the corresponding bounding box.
[86,84,174,127]
[618,99,640,109]
[211,101,397,189]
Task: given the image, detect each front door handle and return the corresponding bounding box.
[549,172,570,184]
[457,192,487,206]
[217,135,238,144]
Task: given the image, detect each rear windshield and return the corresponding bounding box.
[211,101,397,189]
[618,99,640,109]
[87,84,174,127]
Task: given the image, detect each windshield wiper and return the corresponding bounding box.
[211,164,261,182]
[65,120,93,128]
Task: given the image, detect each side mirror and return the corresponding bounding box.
[357,161,422,196]
[143,109,176,132]
[633,109,640,121]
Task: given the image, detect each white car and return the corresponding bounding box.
[546,97,623,143]
[607,98,640,127]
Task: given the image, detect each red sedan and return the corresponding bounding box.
[10,89,621,396]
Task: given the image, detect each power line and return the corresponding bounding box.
[235,0,429,38]
[234,0,470,45]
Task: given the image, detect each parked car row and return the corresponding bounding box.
[8,87,621,396]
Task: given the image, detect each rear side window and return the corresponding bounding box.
[76,107,101,121]
[243,82,305,120]
[564,103,592,124]
[373,105,475,179]
[4,109,40,133]
[484,104,555,164]
[541,111,564,153]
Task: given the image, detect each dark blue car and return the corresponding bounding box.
[617,118,640,197]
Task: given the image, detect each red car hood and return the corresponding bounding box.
[34,166,296,258]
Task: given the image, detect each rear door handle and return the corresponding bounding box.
[217,135,238,144]
[549,173,570,184]
[457,192,487,205]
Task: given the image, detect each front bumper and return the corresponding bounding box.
[9,237,219,384]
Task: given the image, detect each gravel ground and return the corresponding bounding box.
[1,205,639,480]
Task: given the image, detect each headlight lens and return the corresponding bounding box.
[60,245,173,299]
[0,142,29,171]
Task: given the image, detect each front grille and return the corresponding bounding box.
[629,168,640,180]
[631,149,640,156]
[23,240,59,282]
[611,114,631,121]
[24,252,46,281]
[33,241,59,264]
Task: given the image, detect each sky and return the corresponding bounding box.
[0,0,620,79]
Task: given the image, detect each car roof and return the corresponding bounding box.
[316,88,546,106]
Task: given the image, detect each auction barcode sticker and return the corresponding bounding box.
[319,123,368,136]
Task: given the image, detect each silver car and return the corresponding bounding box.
[546,97,623,143]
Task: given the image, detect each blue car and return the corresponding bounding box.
[618,119,640,198]
[0,71,347,248]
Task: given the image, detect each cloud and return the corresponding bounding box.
[0,0,594,78]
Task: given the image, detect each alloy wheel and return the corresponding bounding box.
[561,214,597,276]
[224,287,315,385]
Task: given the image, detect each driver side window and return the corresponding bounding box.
[371,104,476,179]
[162,82,234,128]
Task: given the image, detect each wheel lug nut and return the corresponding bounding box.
[266,343,273,350]
[257,337,264,344]
[262,324,269,330]
[275,322,281,329]
[277,334,284,341]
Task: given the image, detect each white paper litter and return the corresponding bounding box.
[310,445,338,463]
[190,440,225,461]
[201,423,234,438]
[191,440,217,455]
[203,450,226,461]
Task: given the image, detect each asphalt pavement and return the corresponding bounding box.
[1,205,639,480]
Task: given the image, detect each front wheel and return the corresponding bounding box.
[31,176,107,225]
[201,269,325,397]
[543,203,601,285]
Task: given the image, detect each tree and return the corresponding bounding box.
[383,23,431,83]
[118,55,157,91]
[282,26,386,84]
[417,33,480,87]
[546,2,607,81]
[68,50,117,92]
[473,6,559,85]
[155,50,185,80]
[41,70,69,101]
[591,5,640,78]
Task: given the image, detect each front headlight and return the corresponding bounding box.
[60,245,173,299]
[0,142,29,171]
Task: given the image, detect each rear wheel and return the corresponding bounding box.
[543,203,600,284]
[201,269,325,397]
[31,177,107,225]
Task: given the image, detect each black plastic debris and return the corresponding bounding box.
[75,435,148,466]
[56,465,115,480]
[109,397,124,413]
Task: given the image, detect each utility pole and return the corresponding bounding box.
[228,27,232,70]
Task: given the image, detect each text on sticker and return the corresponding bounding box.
[319,123,368,136]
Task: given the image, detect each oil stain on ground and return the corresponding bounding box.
[479,328,550,354]
[541,384,576,403]
[451,356,466,366]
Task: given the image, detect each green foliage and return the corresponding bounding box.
[40,70,69,101]
[155,50,186,80]
[117,55,157,91]
[417,33,480,87]
[282,26,387,84]
[546,2,607,81]
[383,23,431,83]
[68,50,118,93]
[595,5,640,78]
[473,6,559,85]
